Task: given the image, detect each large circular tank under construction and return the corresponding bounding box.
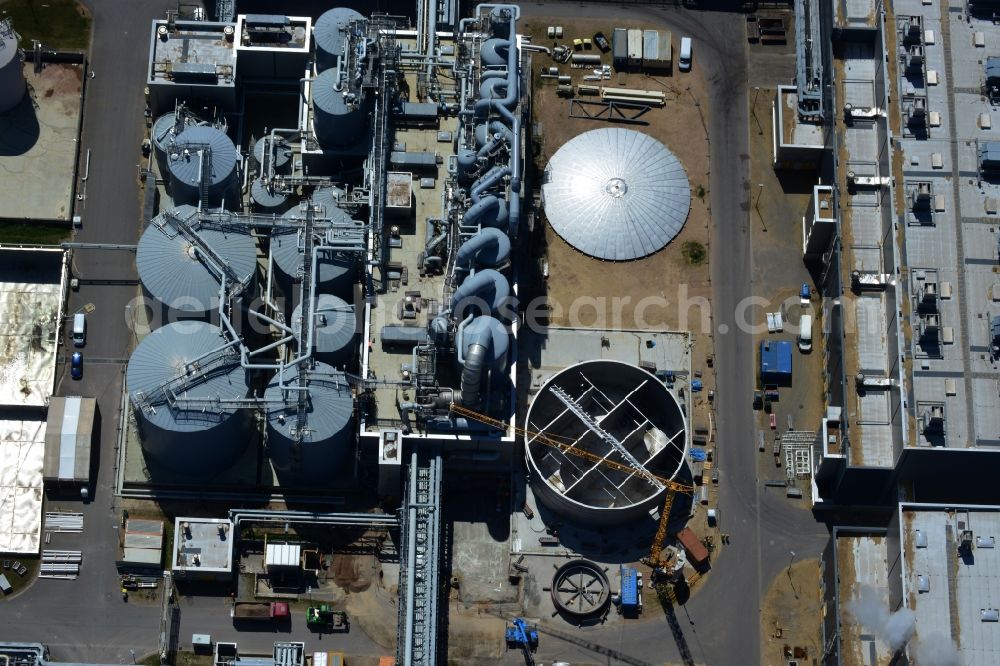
[312,67,368,149]
[137,206,257,315]
[271,201,358,296]
[126,321,252,475]
[313,7,363,73]
[524,360,688,527]
[291,294,356,368]
[166,125,240,208]
[264,362,353,486]
[542,128,691,261]
[551,560,611,622]
[0,25,26,114]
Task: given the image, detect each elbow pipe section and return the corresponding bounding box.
[451,269,510,318]
[455,227,511,269]
[460,343,488,406]
[471,166,510,202]
[461,195,507,229]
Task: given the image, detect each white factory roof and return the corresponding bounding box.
[0,419,45,554]
[901,504,1000,665]
[0,280,61,407]
[173,517,233,572]
[265,542,301,568]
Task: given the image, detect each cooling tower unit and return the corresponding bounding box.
[265,362,354,486]
[271,201,358,296]
[542,128,691,261]
[0,22,25,114]
[166,125,240,208]
[524,360,688,526]
[291,294,356,368]
[311,67,368,149]
[137,206,257,317]
[313,7,363,72]
[126,321,252,475]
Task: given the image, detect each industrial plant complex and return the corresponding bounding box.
[0,0,999,664]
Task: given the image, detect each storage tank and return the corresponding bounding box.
[138,205,257,316]
[312,67,368,149]
[0,23,25,114]
[291,294,356,368]
[151,111,192,180]
[250,178,291,213]
[524,360,688,527]
[265,362,353,485]
[313,7,364,73]
[126,321,252,475]
[254,135,293,175]
[166,125,240,208]
[271,200,358,296]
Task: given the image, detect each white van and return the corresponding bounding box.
[798,314,813,352]
[72,313,86,347]
[678,37,692,71]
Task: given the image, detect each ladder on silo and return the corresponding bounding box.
[199,148,213,207]
[292,200,316,454]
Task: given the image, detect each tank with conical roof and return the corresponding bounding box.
[0,21,25,114]
[254,135,293,175]
[313,7,364,73]
[251,179,291,213]
[312,67,369,149]
[167,125,240,208]
[138,206,257,318]
[265,362,354,486]
[126,321,252,475]
[291,294,356,368]
[271,199,358,297]
[152,111,194,178]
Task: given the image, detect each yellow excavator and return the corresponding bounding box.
[448,403,695,569]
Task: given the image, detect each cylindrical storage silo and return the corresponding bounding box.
[265,362,353,486]
[313,7,364,73]
[138,205,257,317]
[312,67,368,149]
[291,293,356,368]
[166,125,240,208]
[271,201,358,297]
[251,178,291,213]
[126,321,252,475]
[151,111,191,179]
[0,28,25,114]
[254,135,293,175]
[524,360,689,527]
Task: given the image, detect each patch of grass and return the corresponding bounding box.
[681,240,707,265]
[694,184,707,200]
[0,223,69,245]
[0,0,91,50]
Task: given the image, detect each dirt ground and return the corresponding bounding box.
[759,558,823,666]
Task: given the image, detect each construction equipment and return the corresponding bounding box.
[307,605,348,631]
[504,618,538,665]
[448,404,695,568]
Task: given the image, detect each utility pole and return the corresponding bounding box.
[755,183,767,232]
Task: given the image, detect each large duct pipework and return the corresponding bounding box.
[451,268,510,319]
[455,227,510,269]
[458,315,509,407]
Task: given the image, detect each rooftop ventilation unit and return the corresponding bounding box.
[912,182,932,210]
[851,270,890,291]
[921,404,944,434]
[907,98,927,127]
[905,17,922,41]
[960,529,974,553]
[906,45,925,73]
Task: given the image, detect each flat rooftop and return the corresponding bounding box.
[148,20,236,87]
[0,418,45,554]
[836,0,879,30]
[173,517,233,572]
[0,249,64,407]
[894,0,1000,448]
[901,504,1000,666]
[835,529,893,666]
[778,87,824,147]
[236,15,310,51]
[0,62,83,222]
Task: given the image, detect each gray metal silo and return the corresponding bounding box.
[138,205,257,316]
[254,135,293,175]
[312,67,368,149]
[152,111,191,179]
[126,321,252,475]
[0,22,25,114]
[313,7,363,73]
[166,125,240,208]
[291,294,356,368]
[271,201,358,296]
[250,179,291,213]
[265,362,354,486]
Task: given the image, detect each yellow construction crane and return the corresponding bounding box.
[448,403,694,566]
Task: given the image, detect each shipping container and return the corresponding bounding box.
[676,527,710,566]
[698,486,710,504]
[612,28,628,67]
[620,565,639,610]
[642,30,672,69]
[627,29,643,66]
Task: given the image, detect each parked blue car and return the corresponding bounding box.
[70,352,83,380]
